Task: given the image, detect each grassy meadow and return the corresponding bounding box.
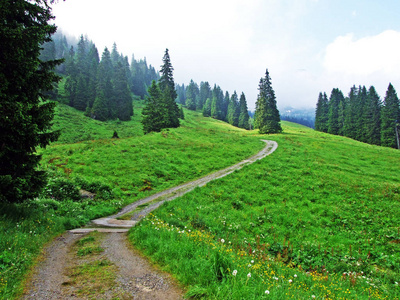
[0,102,264,299]
[129,123,400,299]
[1,101,399,299]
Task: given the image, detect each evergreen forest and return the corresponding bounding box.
[315,84,400,148]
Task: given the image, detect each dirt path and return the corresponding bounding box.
[21,140,278,299]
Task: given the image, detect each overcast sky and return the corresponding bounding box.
[52,0,400,111]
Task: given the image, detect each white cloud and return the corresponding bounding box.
[324,30,400,76]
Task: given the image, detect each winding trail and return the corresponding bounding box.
[22,140,278,299]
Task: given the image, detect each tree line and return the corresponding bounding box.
[176,69,282,133]
[315,83,400,148]
[41,32,159,121]
[176,80,251,129]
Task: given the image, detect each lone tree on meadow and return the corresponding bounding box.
[0,0,61,203]
[254,69,282,134]
[141,49,180,133]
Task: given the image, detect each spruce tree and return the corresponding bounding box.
[199,81,212,110]
[202,98,212,117]
[113,61,133,121]
[159,48,178,100]
[0,0,61,203]
[254,69,282,134]
[141,81,167,133]
[364,86,381,145]
[343,86,358,139]
[227,91,239,126]
[238,92,250,129]
[381,83,400,148]
[327,88,344,135]
[315,92,329,132]
[159,49,179,128]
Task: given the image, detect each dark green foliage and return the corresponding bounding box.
[0,0,61,203]
[315,92,329,132]
[159,49,177,101]
[227,91,240,126]
[113,61,133,121]
[381,83,400,148]
[254,69,282,134]
[202,98,212,117]
[316,83,399,149]
[327,88,344,135]
[238,92,250,130]
[186,80,199,110]
[198,81,212,110]
[364,86,381,145]
[141,81,168,133]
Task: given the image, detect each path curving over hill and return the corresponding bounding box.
[87,139,278,230]
[22,140,278,299]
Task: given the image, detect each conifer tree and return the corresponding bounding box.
[159,49,179,128]
[141,81,167,133]
[364,86,381,145]
[203,98,212,117]
[113,61,133,121]
[199,82,212,110]
[315,92,329,132]
[159,49,177,101]
[0,0,61,203]
[238,92,250,129]
[343,86,358,139]
[227,91,240,126]
[211,96,221,119]
[327,88,344,135]
[254,69,282,134]
[381,83,400,148]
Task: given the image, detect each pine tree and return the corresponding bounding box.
[381,83,400,148]
[254,69,282,134]
[227,91,239,126]
[159,48,178,101]
[141,81,167,133]
[211,96,221,119]
[0,0,61,203]
[92,48,114,120]
[186,79,199,110]
[315,92,329,132]
[343,86,358,139]
[159,49,179,128]
[199,82,212,110]
[238,92,250,129]
[113,61,133,121]
[202,98,212,117]
[327,88,344,135]
[364,86,381,145]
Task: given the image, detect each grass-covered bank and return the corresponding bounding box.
[0,105,265,299]
[129,123,400,299]
[40,107,266,205]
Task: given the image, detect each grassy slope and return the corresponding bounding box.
[42,103,265,205]
[0,102,264,299]
[130,122,400,299]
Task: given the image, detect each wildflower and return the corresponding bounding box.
[311,296,316,299]
[221,239,225,243]
[289,279,292,283]
[251,260,254,263]
[232,270,237,276]
[247,273,251,278]
[273,276,278,280]
[294,274,297,278]
[265,290,270,294]
[248,264,252,268]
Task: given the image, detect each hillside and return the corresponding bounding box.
[1,103,400,299]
